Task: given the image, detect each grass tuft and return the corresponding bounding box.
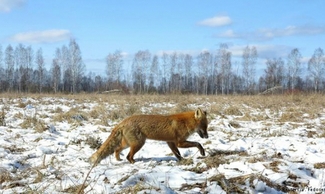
[85,136,102,149]
[314,162,325,169]
[20,116,47,133]
[223,105,243,116]
[0,168,14,184]
[53,107,88,124]
[0,107,6,126]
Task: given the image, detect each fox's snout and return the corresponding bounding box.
[197,129,208,139]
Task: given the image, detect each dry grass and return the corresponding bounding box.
[223,105,243,116]
[85,136,102,149]
[0,168,14,184]
[20,116,48,133]
[0,106,6,126]
[205,170,306,193]
[314,162,325,169]
[115,183,160,194]
[53,107,89,124]
[2,92,322,119]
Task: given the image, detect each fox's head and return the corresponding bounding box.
[195,108,208,139]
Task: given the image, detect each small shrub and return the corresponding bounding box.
[17,101,27,108]
[53,106,63,113]
[89,104,106,119]
[0,107,6,126]
[185,162,208,173]
[170,102,191,114]
[85,136,102,149]
[116,169,138,185]
[115,183,160,194]
[20,116,47,133]
[96,114,111,126]
[314,162,325,169]
[319,131,325,138]
[228,120,241,128]
[125,103,140,116]
[64,184,86,193]
[178,158,194,166]
[108,109,125,120]
[223,106,243,116]
[53,107,88,124]
[179,182,207,192]
[278,111,304,122]
[3,145,26,153]
[0,168,14,184]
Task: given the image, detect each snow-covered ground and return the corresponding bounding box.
[0,95,325,193]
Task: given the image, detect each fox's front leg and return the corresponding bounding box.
[177,141,205,156]
[167,142,182,160]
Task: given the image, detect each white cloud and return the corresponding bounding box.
[216,25,325,41]
[198,15,232,27]
[120,51,129,58]
[10,29,71,43]
[0,0,26,12]
[218,29,238,38]
[225,44,294,59]
[256,25,325,39]
[250,44,293,59]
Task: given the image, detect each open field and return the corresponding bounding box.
[0,94,325,193]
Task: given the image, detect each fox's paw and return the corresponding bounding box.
[200,149,205,156]
[196,143,205,157]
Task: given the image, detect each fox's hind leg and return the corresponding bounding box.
[126,138,146,164]
[115,138,129,161]
[167,142,183,160]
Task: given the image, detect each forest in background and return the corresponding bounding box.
[0,39,324,95]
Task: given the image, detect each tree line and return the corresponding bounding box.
[0,39,85,94]
[0,39,324,94]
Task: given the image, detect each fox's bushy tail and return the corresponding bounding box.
[89,127,122,165]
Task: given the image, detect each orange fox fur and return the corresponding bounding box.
[89,108,208,164]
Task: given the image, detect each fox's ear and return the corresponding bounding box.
[195,108,204,119]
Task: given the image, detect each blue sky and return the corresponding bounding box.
[1,0,325,76]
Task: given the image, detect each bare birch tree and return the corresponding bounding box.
[149,55,159,92]
[132,50,151,93]
[0,44,2,70]
[0,45,3,91]
[308,48,325,92]
[25,46,33,92]
[106,50,123,89]
[264,58,285,89]
[242,46,257,94]
[161,52,169,93]
[169,52,178,92]
[36,48,45,93]
[184,54,193,92]
[197,50,212,95]
[14,44,24,92]
[217,43,232,94]
[5,45,14,92]
[286,48,302,90]
[69,38,85,93]
[61,45,70,92]
[51,59,61,93]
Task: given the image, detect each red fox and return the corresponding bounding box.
[89,108,208,164]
